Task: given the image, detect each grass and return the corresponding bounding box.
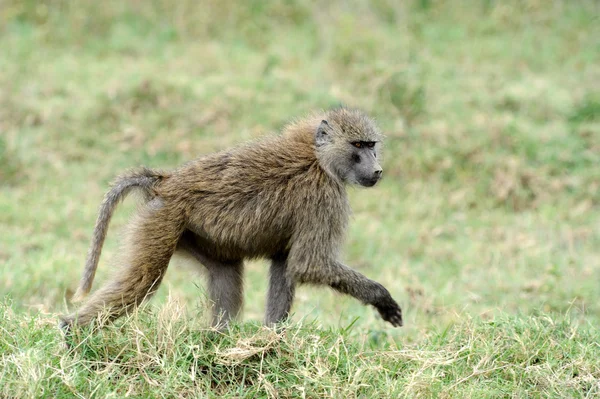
[1,0,599,397]
[2,302,599,398]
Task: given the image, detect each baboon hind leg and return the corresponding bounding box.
[62,203,185,329]
[177,232,244,328]
[265,253,296,325]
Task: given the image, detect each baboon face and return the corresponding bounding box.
[315,108,384,187]
[344,140,383,187]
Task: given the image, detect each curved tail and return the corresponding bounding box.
[73,167,164,301]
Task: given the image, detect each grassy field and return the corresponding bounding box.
[1,0,599,397]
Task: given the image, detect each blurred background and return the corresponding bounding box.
[1,0,599,340]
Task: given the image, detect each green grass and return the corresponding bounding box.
[1,0,599,397]
[2,302,599,398]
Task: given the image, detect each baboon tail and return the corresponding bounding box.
[73,167,164,301]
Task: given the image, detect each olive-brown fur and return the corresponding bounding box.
[61,108,402,331]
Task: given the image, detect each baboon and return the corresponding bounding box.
[60,107,403,332]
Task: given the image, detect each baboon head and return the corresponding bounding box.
[315,108,384,187]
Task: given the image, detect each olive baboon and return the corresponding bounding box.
[60,108,403,332]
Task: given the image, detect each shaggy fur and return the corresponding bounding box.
[61,108,402,331]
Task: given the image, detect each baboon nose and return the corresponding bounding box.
[374,169,382,179]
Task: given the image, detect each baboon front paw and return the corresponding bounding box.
[376,299,403,327]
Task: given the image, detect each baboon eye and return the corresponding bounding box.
[352,142,362,148]
[366,142,376,149]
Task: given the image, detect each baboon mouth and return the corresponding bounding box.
[360,178,380,187]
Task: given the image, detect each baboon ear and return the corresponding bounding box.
[316,120,332,147]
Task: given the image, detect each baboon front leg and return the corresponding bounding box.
[62,204,185,329]
[177,232,244,327]
[265,254,296,325]
[296,260,402,327]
